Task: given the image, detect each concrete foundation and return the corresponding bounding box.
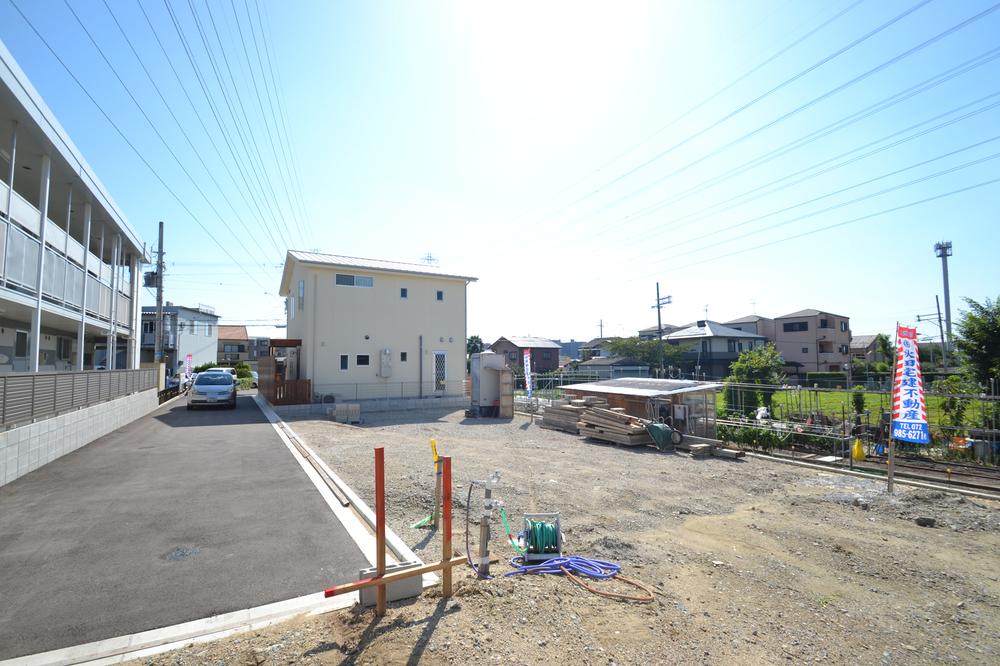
[0,388,158,486]
[269,395,469,418]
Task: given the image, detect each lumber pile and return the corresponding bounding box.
[540,397,608,434]
[577,407,653,447]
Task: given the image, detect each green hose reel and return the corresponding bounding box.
[523,512,562,562]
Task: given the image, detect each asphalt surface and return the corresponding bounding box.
[0,392,370,660]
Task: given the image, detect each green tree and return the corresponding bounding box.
[851,385,866,415]
[724,344,785,411]
[467,335,485,356]
[954,296,1000,386]
[933,373,979,431]
[603,336,688,370]
[875,333,893,363]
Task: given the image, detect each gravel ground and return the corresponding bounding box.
[133,409,1000,665]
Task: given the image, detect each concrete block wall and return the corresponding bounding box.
[269,395,470,418]
[0,388,158,487]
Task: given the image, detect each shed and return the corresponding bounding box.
[561,378,722,438]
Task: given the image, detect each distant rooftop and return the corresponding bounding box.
[724,314,771,324]
[492,336,562,349]
[775,308,847,319]
[667,320,766,340]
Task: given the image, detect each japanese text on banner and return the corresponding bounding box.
[523,349,532,398]
[891,325,929,444]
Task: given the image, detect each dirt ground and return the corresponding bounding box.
[134,409,1000,665]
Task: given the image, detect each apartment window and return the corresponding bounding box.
[801,347,809,354]
[298,280,305,310]
[819,318,830,329]
[783,322,808,332]
[436,290,444,301]
[840,321,848,332]
[142,321,154,334]
[727,339,737,352]
[839,344,849,354]
[356,354,370,366]
[400,287,408,299]
[400,351,408,362]
[336,274,373,288]
[206,324,213,337]
[340,354,348,371]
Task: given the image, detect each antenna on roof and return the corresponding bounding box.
[751,299,756,314]
[421,253,438,265]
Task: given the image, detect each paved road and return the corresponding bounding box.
[0,393,370,660]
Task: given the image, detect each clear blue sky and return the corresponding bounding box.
[1,0,997,344]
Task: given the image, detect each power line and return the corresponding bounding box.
[6,0,272,292]
[95,0,280,265]
[538,0,936,225]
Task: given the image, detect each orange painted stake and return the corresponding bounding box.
[441,456,453,597]
[375,447,386,615]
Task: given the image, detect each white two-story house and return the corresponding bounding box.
[278,251,476,400]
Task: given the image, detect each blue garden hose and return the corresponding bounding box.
[505,555,621,578]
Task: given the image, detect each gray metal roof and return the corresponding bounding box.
[724,314,771,324]
[775,308,847,319]
[578,356,647,366]
[562,378,722,398]
[494,336,562,349]
[287,251,478,282]
[667,320,766,340]
[850,334,878,349]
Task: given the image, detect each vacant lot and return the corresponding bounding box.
[137,409,999,665]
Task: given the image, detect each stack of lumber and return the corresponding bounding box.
[541,397,608,434]
[577,407,653,447]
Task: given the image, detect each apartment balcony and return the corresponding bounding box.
[0,179,131,332]
[140,332,177,348]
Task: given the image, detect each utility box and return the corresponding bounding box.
[470,352,507,417]
[378,348,392,378]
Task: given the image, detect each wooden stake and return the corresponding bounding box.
[442,455,453,597]
[432,439,442,529]
[375,447,386,615]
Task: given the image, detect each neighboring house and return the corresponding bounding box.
[577,356,650,379]
[724,315,776,341]
[637,323,683,341]
[140,303,220,375]
[849,334,880,363]
[489,336,561,373]
[554,339,584,361]
[278,251,477,398]
[665,320,767,379]
[580,337,617,360]
[0,40,148,374]
[248,336,270,365]
[774,309,851,374]
[217,325,250,365]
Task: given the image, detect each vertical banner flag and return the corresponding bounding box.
[891,325,930,444]
[523,349,533,398]
[185,353,193,377]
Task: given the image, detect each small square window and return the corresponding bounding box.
[801,347,809,354]
[356,354,370,366]
[400,288,408,299]
[340,354,348,371]
[436,290,443,301]
[400,351,408,362]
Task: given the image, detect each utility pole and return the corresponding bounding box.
[154,221,165,385]
[935,295,948,368]
[651,283,672,376]
[934,241,953,354]
[597,319,603,339]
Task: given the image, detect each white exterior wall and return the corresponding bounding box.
[286,264,468,395]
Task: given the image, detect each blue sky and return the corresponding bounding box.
[1,0,997,344]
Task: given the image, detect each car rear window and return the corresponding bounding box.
[196,373,233,385]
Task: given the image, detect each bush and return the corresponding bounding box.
[851,386,866,414]
[234,362,252,379]
[236,377,254,390]
[193,362,215,373]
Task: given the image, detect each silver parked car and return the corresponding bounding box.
[187,371,237,410]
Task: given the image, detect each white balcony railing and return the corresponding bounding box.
[2,180,132,332]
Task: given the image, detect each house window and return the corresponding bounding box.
[542,350,551,360]
[142,321,154,334]
[298,280,305,310]
[839,344,849,354]
[507,351,517,361]
[801,347,809,354]
[400,287,408,298]
[436,290,443,301]
[206,324,213,337]
[727,339,737,352]
[783,322,808,332]
[819,318,830,329]
[701,340,709,353]
[336,274,373,288]
[356,354,370,366]
[840,321,848,332]
[340,354,348,371]
[400,351,408,362]
[191,321,200,335]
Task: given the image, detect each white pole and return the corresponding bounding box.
[29,154,51,372]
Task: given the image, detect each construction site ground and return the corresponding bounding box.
[134,409,1000,665]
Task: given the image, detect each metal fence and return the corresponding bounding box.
[0,368,157,429]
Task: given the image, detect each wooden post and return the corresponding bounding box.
[441,455,453,597]
[375,447,387,615]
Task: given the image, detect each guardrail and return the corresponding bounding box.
[0,368,157,429]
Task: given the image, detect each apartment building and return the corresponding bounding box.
[724,315,776,340]
[665,320,767,379]
[1,40,147,373]
[773,309,851,374]
[139,304,220,375]
[278,251,476,399]
[217,325,250,366]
